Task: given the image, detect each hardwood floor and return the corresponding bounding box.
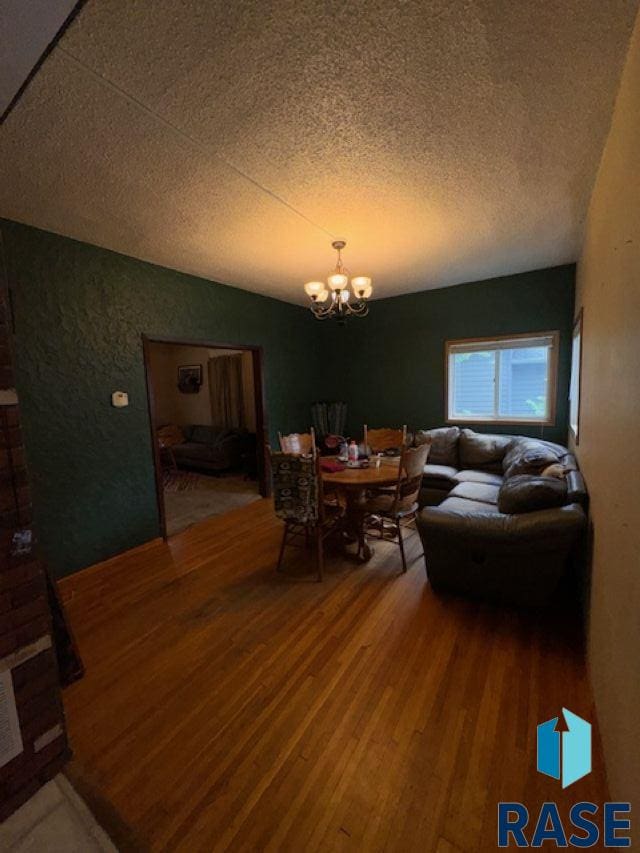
[58,499,606,852]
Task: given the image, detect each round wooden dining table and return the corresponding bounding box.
[321,457,401,562]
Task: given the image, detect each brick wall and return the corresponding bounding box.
[0,242,69,821]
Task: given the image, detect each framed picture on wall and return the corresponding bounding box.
[177,364,202,394]
[569,309,583,443]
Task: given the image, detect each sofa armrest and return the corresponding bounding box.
[417,502,587,605]
[418,502,586,545]
[566,470,588,509]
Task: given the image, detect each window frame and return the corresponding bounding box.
[569,309,583,444]
[444,330,559,427]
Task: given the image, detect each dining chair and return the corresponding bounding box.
[270,432,342,581]
[156,424,184,471]
[278,430,314,455]
[362,440,431,573]
[364,425,408,454]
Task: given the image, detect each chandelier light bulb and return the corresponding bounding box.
[304,281,324,298]
[316,288,329,303]
[351,276,373,299]
[328,273,348,291]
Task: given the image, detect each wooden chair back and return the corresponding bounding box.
[390,441,431,512]
[157,424,184,449]
[364,425,407,454]
[270,428,326,525]
[278,430,315,455]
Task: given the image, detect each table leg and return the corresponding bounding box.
[343,488,374,563]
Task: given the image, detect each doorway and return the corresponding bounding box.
[143,336,269,538]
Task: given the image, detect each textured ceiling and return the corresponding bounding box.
[0,0,638,304]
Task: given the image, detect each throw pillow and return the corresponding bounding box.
[503,440,560,479]
[498,474,567,514]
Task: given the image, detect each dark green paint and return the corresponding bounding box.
[0,220,574,578]
[319,265,575,445]
[1,221,323,578]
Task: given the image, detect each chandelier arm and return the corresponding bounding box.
[310,301,335,319]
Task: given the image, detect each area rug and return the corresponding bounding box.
[163,472,261,536]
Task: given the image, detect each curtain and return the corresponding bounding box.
[208,354,246,430]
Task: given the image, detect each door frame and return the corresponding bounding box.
[142,334,270,539]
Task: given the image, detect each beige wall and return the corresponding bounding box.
[148,343,256,431]
[574,10,639,810]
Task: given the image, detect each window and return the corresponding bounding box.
[446,332,558,424]
[569,310,582,443]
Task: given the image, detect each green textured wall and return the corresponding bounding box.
[0,221,322,578]
[0,220,574,579]
[319,265,575,445]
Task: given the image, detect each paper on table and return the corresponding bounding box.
[0,668,23,768]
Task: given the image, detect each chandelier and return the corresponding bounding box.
[304,240,373,321]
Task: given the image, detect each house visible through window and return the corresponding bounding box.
[446,332,558,424]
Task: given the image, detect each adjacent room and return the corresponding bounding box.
[147,341,261,536]
[1,1,638,851]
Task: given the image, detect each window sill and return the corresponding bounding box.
[446,416,555,427]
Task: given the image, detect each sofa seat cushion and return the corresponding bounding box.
[414,427,460,467]
[436,496,501,515]
[419,486,449,507]
[449,482,500,505]
[172,442,217,461]
[422,464,459,488]
[458,429,513,473]
[453,470,503,487]
[498,474,568,514]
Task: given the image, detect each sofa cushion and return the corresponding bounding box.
[458,429,513,473]
[453,470,503,487]
[414,427,460,467]
[449,482,500,505]
[436,496,501,515]
[172,442,217,461]
[189,424,224,445]
[502,439,560,479]
[419,486,448,507]
[497,474,568,514]
[422,464,459,488]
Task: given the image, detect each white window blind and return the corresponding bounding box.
[447,333,557,424]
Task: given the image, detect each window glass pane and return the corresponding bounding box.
[498,347,548,418]
[569,328,581,436]
[451,350,495,417]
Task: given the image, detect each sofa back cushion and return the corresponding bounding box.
[190,425,228,445]
[497,474,568,514]
[414,426,460,467]
[458,429,513,474]
[503,439,560,479]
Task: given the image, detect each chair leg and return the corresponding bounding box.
[315,526,324,582]
[397,520,408,573]
[277,522,288,571]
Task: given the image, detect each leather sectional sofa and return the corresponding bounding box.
[415,427,587,605]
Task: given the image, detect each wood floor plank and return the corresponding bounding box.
[59,499,607,851]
